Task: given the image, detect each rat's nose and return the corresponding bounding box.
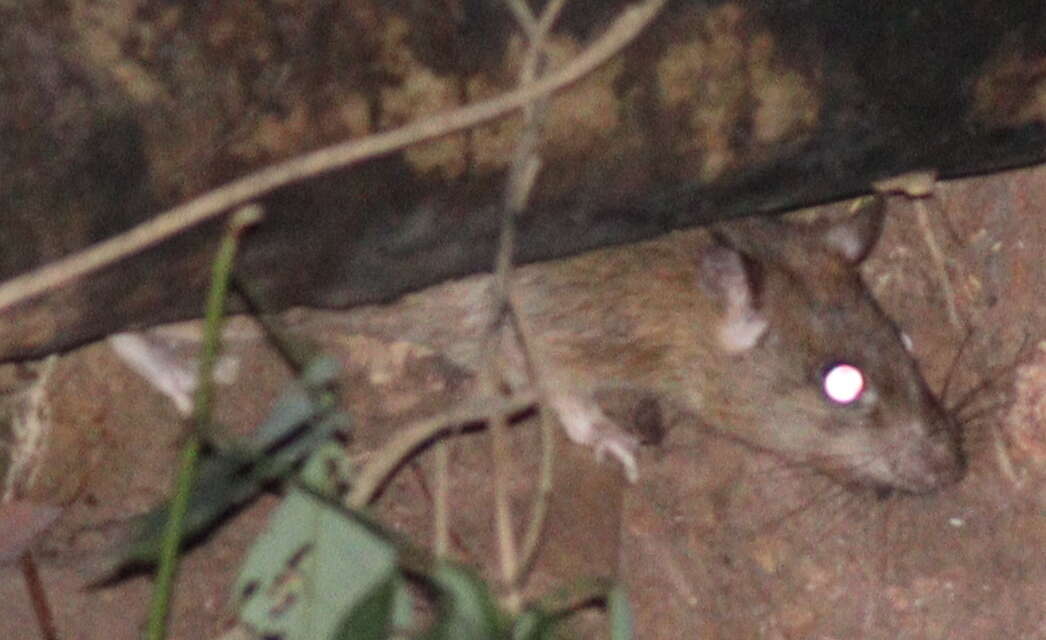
[896,422,966,494]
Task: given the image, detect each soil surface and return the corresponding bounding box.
[1,165,1045,639]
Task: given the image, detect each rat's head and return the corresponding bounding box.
[698,197,964,494]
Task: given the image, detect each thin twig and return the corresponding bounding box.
[432,436,450,556]
[991,423,1018,485]
[0,0,667,315]
[346,392,537,508]
[504,0,539,36]
[503,295,558,585]
[872,170,963,330]
[535,0,571,37]
[505,0,569,42]
[504,0,566,589]
[484,0,567,612]
[19,551,58,640]
[482,359,521,612]
[914,199,963,329]
[939,326,975,407]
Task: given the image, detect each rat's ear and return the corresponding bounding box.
[698,244,768,353]
[820,195,885,264]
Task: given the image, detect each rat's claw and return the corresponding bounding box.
[594,431,640,482]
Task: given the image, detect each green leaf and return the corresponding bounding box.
[253,356,342,451]
[330,575,398,640]
[423,564,505,640]
[103,412,347,576]
[99,356,349,579]
[511,609,558,640]
[234,445,398,640]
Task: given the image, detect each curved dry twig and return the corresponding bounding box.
[346,392,537,508]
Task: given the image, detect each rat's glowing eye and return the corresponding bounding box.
[822,363,865,405]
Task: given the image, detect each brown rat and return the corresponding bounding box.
[315,195,964,494]
[509,195,964,493]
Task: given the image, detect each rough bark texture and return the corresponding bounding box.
[1,0,1044,360]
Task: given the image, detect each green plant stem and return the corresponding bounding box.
[144,437,201,640]
[145,205,259,640]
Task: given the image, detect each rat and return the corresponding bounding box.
[504,195,964,493]
[107,195,964,494]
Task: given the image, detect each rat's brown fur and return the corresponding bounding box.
[512,196,964,493]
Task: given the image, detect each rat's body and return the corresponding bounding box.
[507,196,964,493]
[275,196,962,494]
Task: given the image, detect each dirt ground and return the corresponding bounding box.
[1,164,1045,639]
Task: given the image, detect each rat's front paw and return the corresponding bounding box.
[549,392,640,482]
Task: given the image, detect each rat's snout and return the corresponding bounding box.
[892,416,966,494]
